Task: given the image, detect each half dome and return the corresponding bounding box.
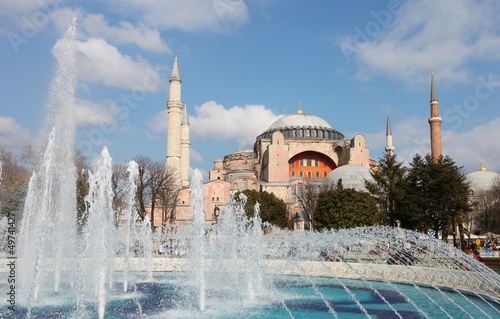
[324,163,374,192]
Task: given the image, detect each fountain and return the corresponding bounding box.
[1,19,500,318]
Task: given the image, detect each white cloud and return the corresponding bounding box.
[74,98,119,128]
[109,0,249,32]
[51,8,169,52]
[52,37,167,90]
[148,109,168,133]
[0,117,32,149]
[148,100,283,147]
[189,101,282,147]
[339,0,500,85]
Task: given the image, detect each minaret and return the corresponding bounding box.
[166,53,183,186]
[180,102,190,187]
[428,68,442,162]
[385,112,395,156]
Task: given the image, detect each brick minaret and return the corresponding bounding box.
[428,68,442,162]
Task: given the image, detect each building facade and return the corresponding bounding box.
[161,56,372,226]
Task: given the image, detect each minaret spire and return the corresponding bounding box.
[170,51,181,82]
[297,101,303,114]
[428,68,443,162]
[180,102,190,186]
[166,53,184,186]
[181,101,190,125]
[385,111,395,156]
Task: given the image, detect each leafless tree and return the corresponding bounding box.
[475,177,500,234]
[110,162,129,226]
[0,149,31,189]
[293,179,330,231]
[0,148,31,219]
[134,155,179,231]
[158,166,179,229]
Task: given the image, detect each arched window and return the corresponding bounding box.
[291,171,296,177]
[307,171,312,178]
[242,179,248,190]
[299,171,303,177]
[316,171,320,178]
[232,183,238,191]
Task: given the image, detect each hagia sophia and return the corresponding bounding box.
[156,54,499,231]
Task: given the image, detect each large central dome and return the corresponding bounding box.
[268,113,333,131]
[257,104,344,141]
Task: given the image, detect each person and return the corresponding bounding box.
[473,250,482,262]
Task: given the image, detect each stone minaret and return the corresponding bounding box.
[385,112,395,156]
[428,68,442,162]
[166,53,183,186]
[180,102,190,186]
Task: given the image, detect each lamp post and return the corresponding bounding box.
[213,205,220,225]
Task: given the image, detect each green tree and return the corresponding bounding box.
[402,154,470,242]
[234,189,288,229]
[365,152,406,227]
[314,188,381,230]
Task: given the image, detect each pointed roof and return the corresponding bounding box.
[480,160,486,172]
[297,101,303,114]
[386,112,392,136]
[170,52,181,82]
[430,68,438,102]
[181,102,189,125]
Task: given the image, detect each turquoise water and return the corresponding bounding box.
[2,273,499,318]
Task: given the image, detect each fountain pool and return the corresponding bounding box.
[1,267,499,318]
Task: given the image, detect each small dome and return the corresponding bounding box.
[466,163,499,195]
[324,163,374,192]
[268,113,332,131]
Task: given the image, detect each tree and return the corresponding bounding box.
[234,189,288,229]
[293,180,324,231]
[365,152,407,227]
[75,148,90,233]
[475,177,500,234]
[314,188,381,230]
[134,155,179,231]
[402,154,470,244]
[0,148,31,220]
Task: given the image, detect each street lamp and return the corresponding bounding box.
[213,205,220,225]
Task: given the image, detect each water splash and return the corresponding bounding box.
[190,169,206,312]
[18,18,78,311]
[81,147,116,319]
[123,160,139,293]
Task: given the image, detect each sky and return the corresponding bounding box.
[1,0,500,179]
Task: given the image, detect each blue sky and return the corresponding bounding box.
[1,0,500,178]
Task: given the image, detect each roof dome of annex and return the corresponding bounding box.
[256,104,344,141]
[466,162,499,195]
[323,161,374,192]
